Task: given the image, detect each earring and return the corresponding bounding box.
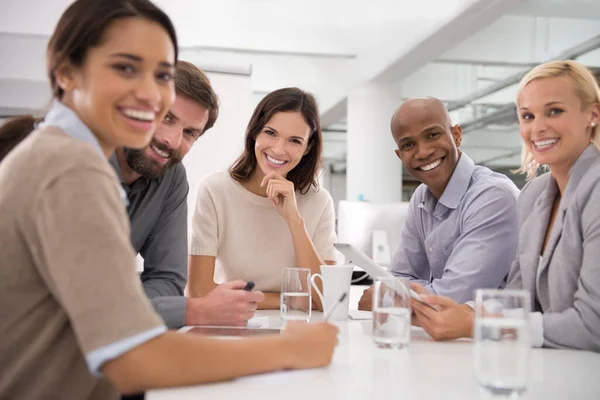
[57,82,70,91]
[56,78,73,92]
[592,122,597,128]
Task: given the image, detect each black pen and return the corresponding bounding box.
[243,281,255,291]
[324,292,347,322]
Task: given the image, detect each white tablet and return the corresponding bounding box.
[335,243,437,310]
[186,326,281,338]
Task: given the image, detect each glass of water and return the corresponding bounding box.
[372,276,411,349]
[474,289,531,398]
[281,268,312,323]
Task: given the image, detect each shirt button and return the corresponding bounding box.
[429,247,433,253]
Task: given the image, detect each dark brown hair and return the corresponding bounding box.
[48,0,178,99]
[0,0,178,163]
[0,116,41,163]
[229,87,323,194]
[175,61,219,134]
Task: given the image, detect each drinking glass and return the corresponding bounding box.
[372,276,411,349]
[474,289,531,398]
[281,268,312,323]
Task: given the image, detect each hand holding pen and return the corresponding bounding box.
[324,292,348,322]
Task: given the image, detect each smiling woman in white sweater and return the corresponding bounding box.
[188,88,337,309]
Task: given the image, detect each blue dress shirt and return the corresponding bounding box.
[390,152,520,303]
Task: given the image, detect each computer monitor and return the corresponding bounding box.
[336,200,411,264]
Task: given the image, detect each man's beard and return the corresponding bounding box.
[124,139,182,180]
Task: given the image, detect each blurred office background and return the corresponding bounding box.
[2,0,600,259]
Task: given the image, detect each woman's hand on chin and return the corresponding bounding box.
[261,172,302,224]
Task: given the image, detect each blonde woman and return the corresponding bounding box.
[409,60,600,352]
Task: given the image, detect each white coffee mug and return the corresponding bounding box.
[310,264,354,321]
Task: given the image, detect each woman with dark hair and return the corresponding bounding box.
[188,87,337,309]
[0,2,337,399]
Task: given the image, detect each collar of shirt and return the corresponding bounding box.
[418,152,475,218]
[39,101,103,155]
[40,101,128,206]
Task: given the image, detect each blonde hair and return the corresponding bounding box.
[515,60,600,180]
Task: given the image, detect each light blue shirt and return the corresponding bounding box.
[40,101,129,206]
[40,101,166,375]
[390,152,520,303]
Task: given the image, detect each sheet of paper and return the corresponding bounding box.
[247,315,270,328]
[178,315,270,332]
[348,310,372,320]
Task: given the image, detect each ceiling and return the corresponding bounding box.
[0,0,516,118]
[324,0,600,175]
[404,0,600,169]
[3,0,599,174]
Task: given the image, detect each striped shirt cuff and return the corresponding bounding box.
[86,325,167,376]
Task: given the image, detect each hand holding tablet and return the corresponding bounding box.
[334,243,438,311]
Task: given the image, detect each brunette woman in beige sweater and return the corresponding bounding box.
[188,88,337,310]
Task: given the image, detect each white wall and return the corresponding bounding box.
[346,83,403,203]
[182,71,254,229]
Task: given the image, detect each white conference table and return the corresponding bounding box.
[148,309,600,400]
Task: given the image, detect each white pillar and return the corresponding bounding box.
[346,83,403,203]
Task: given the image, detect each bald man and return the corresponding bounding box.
[359,97,519,309]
